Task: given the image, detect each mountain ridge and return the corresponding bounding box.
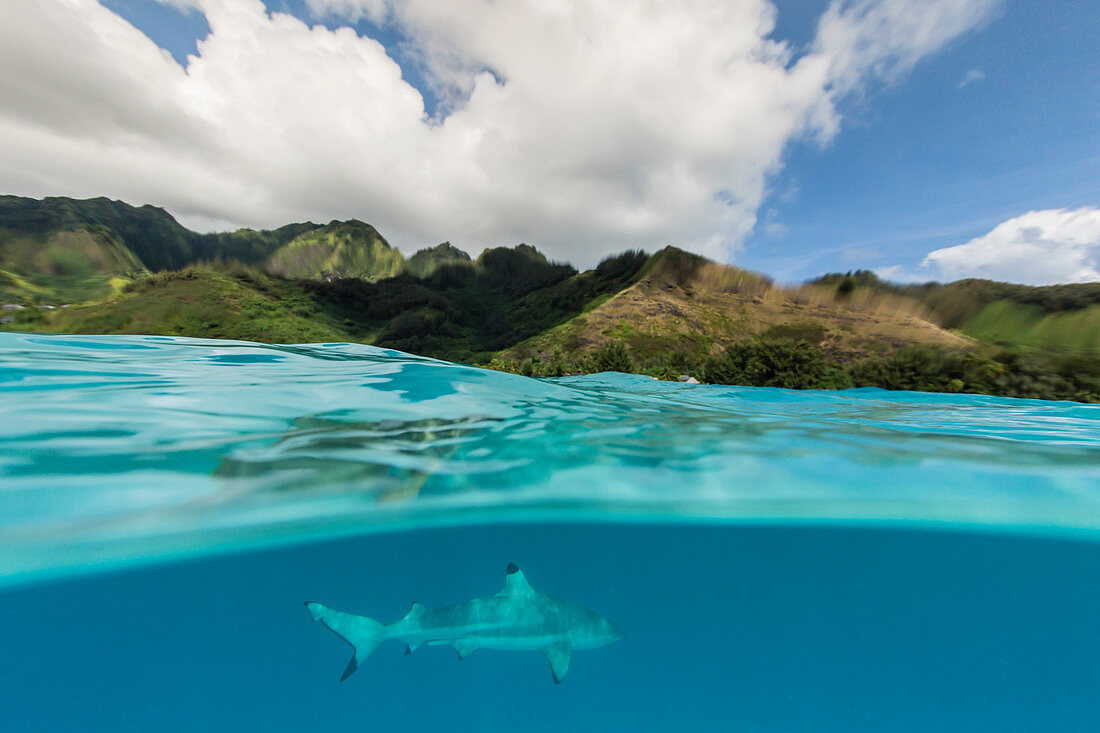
[2,195,1097,401]
[0,196,476,302]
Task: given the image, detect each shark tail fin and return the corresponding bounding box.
[304,602,386,682]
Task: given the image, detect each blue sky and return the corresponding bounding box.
[743,0,1100,281]
[3,1,1098,284]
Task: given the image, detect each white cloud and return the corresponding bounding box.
[0,0,999,266]
[923,208,1100,284]
[811,0,998,93]
[762,208,788,237]
[305,0,386,25]
[873,264,930,283]
[957,67,985,88]
[878,208,1100,285]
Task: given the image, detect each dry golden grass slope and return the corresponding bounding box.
[503,247,968,366]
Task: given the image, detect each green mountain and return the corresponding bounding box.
[406,242,472,278]
[0,225,147,303]
[297,245,643,360]
[0,196,407,303]
[814,271,1100,353]
[263,219,403,280]
[3,195,1098,402]
[4,247,645,362]
[0,195,200,273]
[502,246,965,368]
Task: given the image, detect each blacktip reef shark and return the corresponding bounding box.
[304,563,623,684]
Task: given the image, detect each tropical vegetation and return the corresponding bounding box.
[2,195,1097,402]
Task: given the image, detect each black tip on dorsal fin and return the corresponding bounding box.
[507,562,519,574]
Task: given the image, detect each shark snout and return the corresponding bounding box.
[605,619,625,643]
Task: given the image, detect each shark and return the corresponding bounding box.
[304,563,623,684]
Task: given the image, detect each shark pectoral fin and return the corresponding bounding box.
[453,640,478,660]
[340,655,358,682]
[542,642,572,684]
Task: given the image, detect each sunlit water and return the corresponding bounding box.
[0,333,1097,729]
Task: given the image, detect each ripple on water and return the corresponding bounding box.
[0,331,1097,584]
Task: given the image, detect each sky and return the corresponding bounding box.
[0,1,1096,285]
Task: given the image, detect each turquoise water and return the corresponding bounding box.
[1,332,1098,728]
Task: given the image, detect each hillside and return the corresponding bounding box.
[8,268,355,344]
[504,247,967,369]
[0,225,148,304]
[0,195,205,273]
[263,219,402,280]
[814,271,1100,353]
[289,246,645,362]
[3,194,1097,401]
[0,196,460,303]
[4,247,647,364]
[0,196,305,302]
[406,242,472,278]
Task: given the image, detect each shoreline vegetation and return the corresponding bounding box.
[2,195,1098,403]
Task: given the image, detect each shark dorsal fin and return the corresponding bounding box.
[403,602,427,621]
[500,562,535,597]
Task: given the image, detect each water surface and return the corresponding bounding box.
[1,333,1098,730]
[0,332,1097,583]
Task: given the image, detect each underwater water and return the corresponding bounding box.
[0,332,1098,729]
